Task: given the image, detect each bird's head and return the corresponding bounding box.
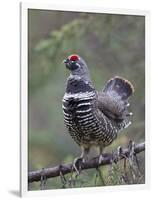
[63,54,91,82]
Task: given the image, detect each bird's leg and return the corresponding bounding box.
[73,146,90,175]
[98,146,104,165]
[81,146,90,163]
[94,146,105,186]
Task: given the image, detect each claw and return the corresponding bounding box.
[117,146,123,157]
[72,146,89,175]
[98,154,104,165]
[98,146,104,165]
[73,157,83,175]
[117,145,127,159]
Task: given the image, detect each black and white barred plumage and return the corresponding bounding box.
[62,54,134,162]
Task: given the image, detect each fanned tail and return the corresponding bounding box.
[103,76,134,100]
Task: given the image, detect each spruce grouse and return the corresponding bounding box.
[62,54,134,164]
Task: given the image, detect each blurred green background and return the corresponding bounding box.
[28,9,145,190]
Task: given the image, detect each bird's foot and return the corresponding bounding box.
[73,157,84,175]
[98,154,105,165]
[68,157,85,187]
[112,145,126,163]
[116,141,135,161]
[117,146,124,158]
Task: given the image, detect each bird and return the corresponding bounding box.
[62,54,134,167]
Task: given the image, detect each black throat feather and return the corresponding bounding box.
[66,76,95,94]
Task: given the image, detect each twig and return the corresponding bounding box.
[28,142,145,183]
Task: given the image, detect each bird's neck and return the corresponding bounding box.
[66,75,95,94]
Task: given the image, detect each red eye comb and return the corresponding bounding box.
[69,54,79,61]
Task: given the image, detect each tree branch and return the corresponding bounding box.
[28,142,145,183]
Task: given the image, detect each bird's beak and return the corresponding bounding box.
[63,59,68,64]
[63,58,71,70]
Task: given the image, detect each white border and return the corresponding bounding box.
[20,2,150,197]
[20,2,28,196]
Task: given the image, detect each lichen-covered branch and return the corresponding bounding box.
[28,142,145,183]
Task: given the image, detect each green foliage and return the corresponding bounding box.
[28,9,145,190]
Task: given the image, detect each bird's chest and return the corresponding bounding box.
[62,92,97,130]
[63,94,118,146]
[62,92,106,145]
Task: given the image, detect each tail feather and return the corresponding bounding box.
[103,76,134,100]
